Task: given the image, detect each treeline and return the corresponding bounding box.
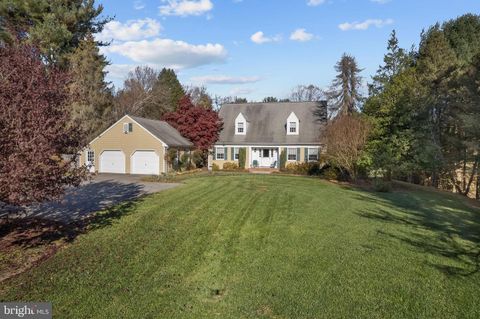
[363,14,480,198]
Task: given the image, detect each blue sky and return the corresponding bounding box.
[97,0,480,101]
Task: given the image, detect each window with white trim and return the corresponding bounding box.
[123,123,133,133]
[234,147,240,160]
[287,148,297,161]
[87,150,95,164]
[215,147,225,160]
[308,148,318,161]
[237,122,244,133]
[289,122,297,133]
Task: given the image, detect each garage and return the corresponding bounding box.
[99,151,126,174]
[131,151,160,175]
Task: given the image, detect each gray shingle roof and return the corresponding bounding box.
[130,116,193,147]
[216,102,326,145]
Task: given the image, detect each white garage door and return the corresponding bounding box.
[131,151,160,175]
[99,151,126,174]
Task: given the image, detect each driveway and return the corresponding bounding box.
[23,174,180,224]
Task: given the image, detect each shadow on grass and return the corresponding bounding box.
[353,189,480,277]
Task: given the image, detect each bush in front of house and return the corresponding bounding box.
[238,148,246,169]
[284,162,322,176]
[223,162,239,171]
[212,163,220,171]
[279,149,287,171]
[192,150,206,168]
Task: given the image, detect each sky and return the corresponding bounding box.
[97,0,480,101]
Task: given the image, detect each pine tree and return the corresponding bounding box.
[67,34,113,140]
[369,30,411,95]
[328,54,363,117]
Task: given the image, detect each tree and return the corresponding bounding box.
[113,66,159,119]
[142,68,185,120]
[185,85,213,109]
[328,54,363,117]
[263,96,278,103]
[323,115,370,181]
[290,84,324,102]
[162,96,223,151]
[238,148,247,169]
[369,30,411,95]
[67,34,113,140]
[0,45,86,207]
[0,0,109,67]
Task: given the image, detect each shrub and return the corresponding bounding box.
[180,153,190,170]
[192,150,206,168]
[280,149,287,171]
[284,162,322,175]
[238,148,246,169]
[322,167,340,180]
[223,162,239,170]
[212,163,220,171]
[373,179,392,192]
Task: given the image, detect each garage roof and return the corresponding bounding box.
[130,116,193,148]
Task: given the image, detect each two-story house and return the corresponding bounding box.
[211,101,327,169]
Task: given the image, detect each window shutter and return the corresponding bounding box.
[296,148,300,161]
[128,123,133,132]
[212,147,216,159]
[224,147,228,160]
[231,148,234,160]
[304,148,308,162]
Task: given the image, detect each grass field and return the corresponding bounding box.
[2,175,480,318]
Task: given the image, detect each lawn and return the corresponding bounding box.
[1,175,480,318]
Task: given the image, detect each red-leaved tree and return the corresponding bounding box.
[163,95,223,151]
[0,45,87,207]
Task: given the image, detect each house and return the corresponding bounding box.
[79,115,193,175]
[211,101,327,169]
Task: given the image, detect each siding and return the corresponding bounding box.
[80,117,166,174]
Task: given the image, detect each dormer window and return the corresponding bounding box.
[235,113,247,135]
[289,122,297,133]
[237,122,244,133]
[286,112,299,135]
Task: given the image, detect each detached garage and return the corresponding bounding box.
[80,115,193,175]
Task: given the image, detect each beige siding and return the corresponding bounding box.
[80,116,165,174]
[212,146,249,169]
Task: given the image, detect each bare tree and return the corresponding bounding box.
[112,66,159,119]
[290,84,325,102]
[184,85,213,109]
[323,115,370,180]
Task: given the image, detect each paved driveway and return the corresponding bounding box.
[24,174,180,223]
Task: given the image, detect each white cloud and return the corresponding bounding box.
[159,0,213,16]
[307,0,326,6]
[230,87,253,95]
[103,38,227,69]
[96,19,161,42]
[190,75,261,85]
[290,28,314,42]
[339,19,394,31]
[133,0,145,10]
[250,31,282,44]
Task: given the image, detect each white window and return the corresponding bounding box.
[287,148,297,161]
[308,148,318,161]
[215,147,225,160]
[237,122,244,133]
[87,150,95,164]
[286,112,299,135]
[123,123,133,133]
[289,122,297,133]
[234,148,240,160]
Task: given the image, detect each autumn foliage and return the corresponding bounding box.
[0,45,86,206]
[162,95,223,151]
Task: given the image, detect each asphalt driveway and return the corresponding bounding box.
[24,174,180,223]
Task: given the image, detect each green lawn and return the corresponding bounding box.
[2,175,480,318]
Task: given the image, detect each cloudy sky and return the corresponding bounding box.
[97,0,480,101]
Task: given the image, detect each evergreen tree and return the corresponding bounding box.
[369,30,411,95]
[142,68,185,120]
[67,34,113,140]
[328,54,363,117]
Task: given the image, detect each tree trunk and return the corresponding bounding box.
[476,172,479,200]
